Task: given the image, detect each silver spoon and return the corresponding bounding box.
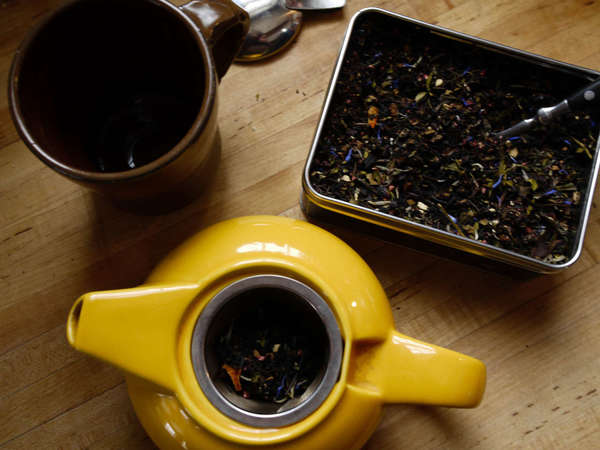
[285,0,345,10]
[233,0,302,62]
[233,0,345,61]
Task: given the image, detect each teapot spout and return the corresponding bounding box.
[67,284,199,391]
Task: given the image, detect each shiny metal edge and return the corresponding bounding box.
[190,274,343,428]
[302,7,600,274]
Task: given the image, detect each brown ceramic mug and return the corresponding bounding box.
[9,0,249,213]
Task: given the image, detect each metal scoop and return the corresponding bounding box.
[495,78,600,139]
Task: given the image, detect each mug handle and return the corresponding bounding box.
[352,331,486,407]
[180,0,250,80]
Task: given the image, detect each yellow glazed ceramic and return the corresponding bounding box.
[66,216,486,449]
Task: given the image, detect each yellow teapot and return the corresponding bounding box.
[67,216,486,449]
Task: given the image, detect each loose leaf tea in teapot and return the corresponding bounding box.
[309,14,599,264]
[216,303,320,403]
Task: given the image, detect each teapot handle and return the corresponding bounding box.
[352,331,486,407]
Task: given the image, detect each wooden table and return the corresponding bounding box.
[1,0,599,448]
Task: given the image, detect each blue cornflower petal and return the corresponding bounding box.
[492,174,503,189]
[544,189,557,196]
[344,149,352,162]
[276,375,287,398]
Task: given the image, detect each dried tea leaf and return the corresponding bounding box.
[366,173,378,185]
[527,178,539,191]
[415,91,428,102]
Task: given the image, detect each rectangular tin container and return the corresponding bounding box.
[302,7,600,274]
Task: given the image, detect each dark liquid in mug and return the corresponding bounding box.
[15,0,205,174]
[88,91,198,172]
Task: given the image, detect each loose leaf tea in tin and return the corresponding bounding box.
[309,14,599,264]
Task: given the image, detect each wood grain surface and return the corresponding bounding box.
[1,0,600,448]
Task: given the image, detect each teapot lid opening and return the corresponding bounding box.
[191,274,343,428]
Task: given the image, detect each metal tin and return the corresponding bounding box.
[302,7,600,274]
